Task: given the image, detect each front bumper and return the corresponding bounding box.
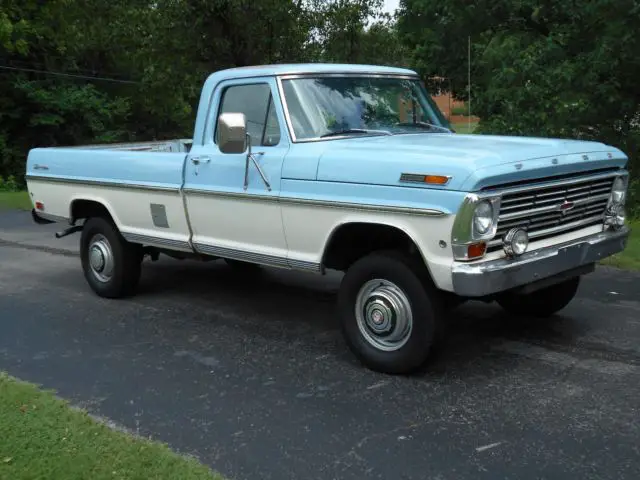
[452,226,630,297]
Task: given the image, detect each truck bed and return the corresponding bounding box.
[62,139,192,153]
[25,138,193,245]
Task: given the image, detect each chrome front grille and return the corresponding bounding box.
[488,175,615,250]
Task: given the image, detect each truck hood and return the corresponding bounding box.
[315,133,628,191]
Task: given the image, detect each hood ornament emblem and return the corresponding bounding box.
[558,200,575,214]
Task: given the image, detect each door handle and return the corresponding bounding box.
[191,156,211,165]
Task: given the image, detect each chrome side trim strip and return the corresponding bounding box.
[287,258,322,272]
[284,196,445,216]
[27,175,446,217]
[122,233,320,272]
[26,174,180,193]
[194,242,321,272]
[122,232,192,251]
[183,188,275,202]
[183,188,445,216]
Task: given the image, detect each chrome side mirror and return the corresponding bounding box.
[217,112,247,154]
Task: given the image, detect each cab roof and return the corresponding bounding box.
[208,63,418,81]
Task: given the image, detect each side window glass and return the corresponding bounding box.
[216,83,281,147]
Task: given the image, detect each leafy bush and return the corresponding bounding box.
[627,178,640,219]
[0,175,20,192]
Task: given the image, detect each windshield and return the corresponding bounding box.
[280,75,450,141]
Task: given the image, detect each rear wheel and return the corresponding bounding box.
[496,276,581,318]
[80,216,143,298]
[338,250,443,374]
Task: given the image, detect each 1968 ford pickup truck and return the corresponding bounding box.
[25,63,630,374]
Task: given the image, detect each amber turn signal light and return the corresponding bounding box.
[423,175,450,185]
[467,242,487,259]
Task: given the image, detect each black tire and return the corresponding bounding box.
[80,216,143,298]
[496,276,581,318]
[338,250,443,374]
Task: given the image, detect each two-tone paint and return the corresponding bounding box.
[25,63,629,293]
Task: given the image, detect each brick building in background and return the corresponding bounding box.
[395,76,479,127]
[428,77,479,124]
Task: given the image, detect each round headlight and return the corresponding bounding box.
[503,228,529,257]
[616,205,626,226]
[473,200,494,235]
[605,203,626,229]
[611,177,626,204]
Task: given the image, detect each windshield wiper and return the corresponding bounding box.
[320,128,392,138]
[395,122,453,133]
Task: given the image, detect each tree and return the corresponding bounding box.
[398,0,640,213]
[0,0,135,180]
[305,0,408,65]
[353,12,410,66]
[0,0,399,184]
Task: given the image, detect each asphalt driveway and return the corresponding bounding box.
[1,211,639,479]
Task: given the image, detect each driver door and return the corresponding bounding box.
[183,77,289,266]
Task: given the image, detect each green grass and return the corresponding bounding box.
[600,220,640,271]
[0,191,32,210]
[452,121,479,134]
[451,106,468,116]
[0,372,224,480]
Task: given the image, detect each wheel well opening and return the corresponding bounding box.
[70,200,113,224]
[322,223,422,271]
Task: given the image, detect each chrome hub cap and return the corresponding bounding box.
[88,234,114,283]
[355,279,413,352]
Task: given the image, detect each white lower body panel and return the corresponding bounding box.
[26,177,462,289]
[280,202,457,291]
[27,179,192,251]
[185,192,290,266]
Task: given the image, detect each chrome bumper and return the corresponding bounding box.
[451,227,630,297]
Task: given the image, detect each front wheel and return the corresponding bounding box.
[496,276,581,318]
[338,250,443,374]
[80,216,143,298]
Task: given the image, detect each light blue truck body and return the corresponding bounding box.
[24,63,631,373]
[27,64,627,217]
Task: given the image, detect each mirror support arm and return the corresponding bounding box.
[243,136,250,190]
[243,134,272,192]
